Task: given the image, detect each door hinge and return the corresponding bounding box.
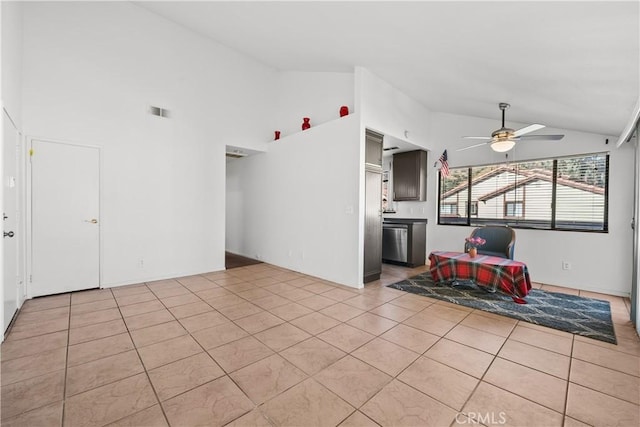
[29,148,34,157]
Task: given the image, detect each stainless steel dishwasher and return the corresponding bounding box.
[382,223,409,263]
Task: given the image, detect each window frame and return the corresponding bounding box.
[470,201,479,216]
[441,202,458,216]
[504,200,525,218]
[437,152,609,233]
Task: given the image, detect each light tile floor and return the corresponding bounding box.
[1,263,639,427]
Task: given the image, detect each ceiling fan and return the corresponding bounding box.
[459,103,564,152]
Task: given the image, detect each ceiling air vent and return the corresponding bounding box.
[149,106,170,118]
[225,150,248,159]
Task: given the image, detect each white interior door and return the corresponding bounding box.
[31,140,100,296]
[632,129,639,331]
[3,110,19,330]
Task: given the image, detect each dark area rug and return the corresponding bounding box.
[388,272,617,344]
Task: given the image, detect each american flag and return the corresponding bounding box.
[439,150,450,177]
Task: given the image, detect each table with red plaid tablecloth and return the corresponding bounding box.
[428,251,532,303]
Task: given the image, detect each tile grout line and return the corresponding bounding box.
[475,318,578,417]
[474,319,575,382]
[113,283,173,427]
[60,294,72,427]
[563,335,576,424]
[342,302,474,421]
[488,313,568,405]
[180,279,266,403]
[144,274,263,422]
[159,269,321,426]
[5,266,638,426]
[217,273,412,425]
[62,291,124,422]
[567,329,637,421]
[2,296,68,424]
[452,320,536,422]
[398,308,489,419]
[450,317,521,421]
[350,294,465,418]
[101,287,638,421]
[565,381,640,410]
[569,344,640,377]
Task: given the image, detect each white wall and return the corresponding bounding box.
[428,112,634,296]
[225,158,244,255]
[2,1,22,128]
[226,114,362,286]
[275,71,354,138]
[357,67,432,219]
[21,2,277,288]
[355,67,433,277]
[1,1,25,336]
[225,69,357,284]
[356,67,431,148]
[227,68,433,287]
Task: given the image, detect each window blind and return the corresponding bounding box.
[438,153,608,232]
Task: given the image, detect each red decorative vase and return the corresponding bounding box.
[274,131,281,140]
[340,106,349,117]
[302,117,311,130]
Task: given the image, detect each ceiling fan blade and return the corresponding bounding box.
[513,124,545,137]
[518,134,565,141]
[462,136,492,140]
[457,142,489,151]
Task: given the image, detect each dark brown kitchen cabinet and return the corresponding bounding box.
[363,129,383,283]
[365,129,383,167]
[393,150,427,201]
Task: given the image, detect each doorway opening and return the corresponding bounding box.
[224,144,263,269]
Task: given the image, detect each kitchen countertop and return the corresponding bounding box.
[383,218,428,224]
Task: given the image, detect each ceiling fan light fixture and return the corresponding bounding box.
[491,139,516,152]
[491,128,514,139]
[460,103,564,152]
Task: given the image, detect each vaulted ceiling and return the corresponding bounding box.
[136,1,639,137]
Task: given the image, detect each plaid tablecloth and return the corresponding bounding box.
[428,251,532,303]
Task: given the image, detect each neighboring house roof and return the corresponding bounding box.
[441,166,515,199]
[443,167,604,202]
[478,170,604,201]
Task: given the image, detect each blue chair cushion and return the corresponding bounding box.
[464,226,516,259]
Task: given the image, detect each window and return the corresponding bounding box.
[438,168,469,225]
[505,201,524,218]
[441,203,458,215]
[470,201,479,216]
[438,153,608,232]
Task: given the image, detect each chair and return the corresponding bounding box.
[464,226,516,259]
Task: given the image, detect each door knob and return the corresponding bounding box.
[4,231,14,238]
[84,219,98,224]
